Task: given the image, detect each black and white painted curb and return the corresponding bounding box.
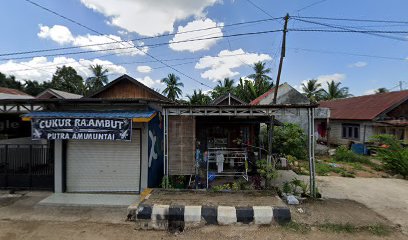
[132,204,291,231]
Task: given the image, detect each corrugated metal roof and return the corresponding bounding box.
[250,83,310,105]
[0,87,31,96]
[319,90,408,120]
[0,93,34,99]
[24,110,156,119]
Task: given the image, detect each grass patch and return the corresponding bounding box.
[365,224,392,236]
[319,223,392,236]
[283,221,311,234]
[340,171,356,178]
[319,223,357,233]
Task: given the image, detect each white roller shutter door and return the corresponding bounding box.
[66,129,141,192]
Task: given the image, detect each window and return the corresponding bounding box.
[342,124,360,140]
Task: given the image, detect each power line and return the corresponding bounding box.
[244,0,278,19]
[0,29,282,61]
[0,16,283,57]
[289,28,408,34]
[23,0,215,89]
[6,51,275,73]
[292,17,408,41]
[288,47,408,61]
[295,16,408,24]
[296,0,329,13]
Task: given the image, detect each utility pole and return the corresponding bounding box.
[267,14,289,167]
[399,81,403,91]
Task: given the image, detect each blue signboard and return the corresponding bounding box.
[31,118,132,141]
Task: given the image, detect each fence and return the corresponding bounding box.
[0,143,54,190]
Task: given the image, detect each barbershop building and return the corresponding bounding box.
[21,75,168,193]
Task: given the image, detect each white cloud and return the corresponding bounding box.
[364,89,376,95]
[0,57,126,82]
[169,19,223,52]
[136,76,163,88]
[195,49,272,81]
[314,73,346,85]
[349,61,368,68]
[299,73,346,92]
[136,65,152,73]
[38,25,147,56]
[38,25,74,45]
[80,0,219,37]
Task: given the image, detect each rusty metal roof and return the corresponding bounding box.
[319,90,408,120]
[0,87,30,96]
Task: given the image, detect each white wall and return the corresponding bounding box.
[54,123,149,193]
[329,120,374,145]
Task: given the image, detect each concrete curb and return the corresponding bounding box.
[134,204,291,231]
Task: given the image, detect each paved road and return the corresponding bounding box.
[317,176,408,233]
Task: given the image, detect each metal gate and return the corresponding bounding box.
[0,144,54,190]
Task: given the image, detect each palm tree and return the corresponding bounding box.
[247,61,273,96]
[161,73,184,101]
[375,88,389,94]
[187,89,211,105]
[86,64,109,93]
[211,78,235,99]
[235,77,258,103]
[321,81,352,100]
[302,79,324,103]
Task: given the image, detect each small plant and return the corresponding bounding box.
[250,175,262,190]
[211,183,232,191]
[281,178,309,196]
[161,176,173,189]
[370,134,408,178]
[334,146,370,164]
[283,222,311,234]
[366,224,392,236]
[341,171,355,178]
[282,182,292,194]
[235,179,252,190]
[256,159,278,189]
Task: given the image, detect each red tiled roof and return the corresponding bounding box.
[250,85,278,105]
[319,90,408,120]
[0,87,30,96]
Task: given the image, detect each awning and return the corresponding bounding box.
[22,110,157,122]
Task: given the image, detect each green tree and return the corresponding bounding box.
[161,73,184,101]
[86,64,109,94]
[321,81,352,100]
[187,89,211,105]
[302,79,323,103]
[24,80,52,96]
[51,66,85,95]
[211,78,235,99]
[375,88,389,94]
[247,61,273,96]
[262,123,307,160]
[0,72,24,91]
[235,77,258,103]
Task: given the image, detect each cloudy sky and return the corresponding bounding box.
[0,0,407,96]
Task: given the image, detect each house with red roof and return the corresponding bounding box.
[0,87,33,99]
[319,90,408,145]
[250,82,330,137]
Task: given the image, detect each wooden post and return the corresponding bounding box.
[268,14,289,166]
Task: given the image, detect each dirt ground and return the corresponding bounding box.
[0,219,406,240]
[289,198,391,227]
[143,189,285,207]
[317,176,408,233]
[1,190,407,239]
